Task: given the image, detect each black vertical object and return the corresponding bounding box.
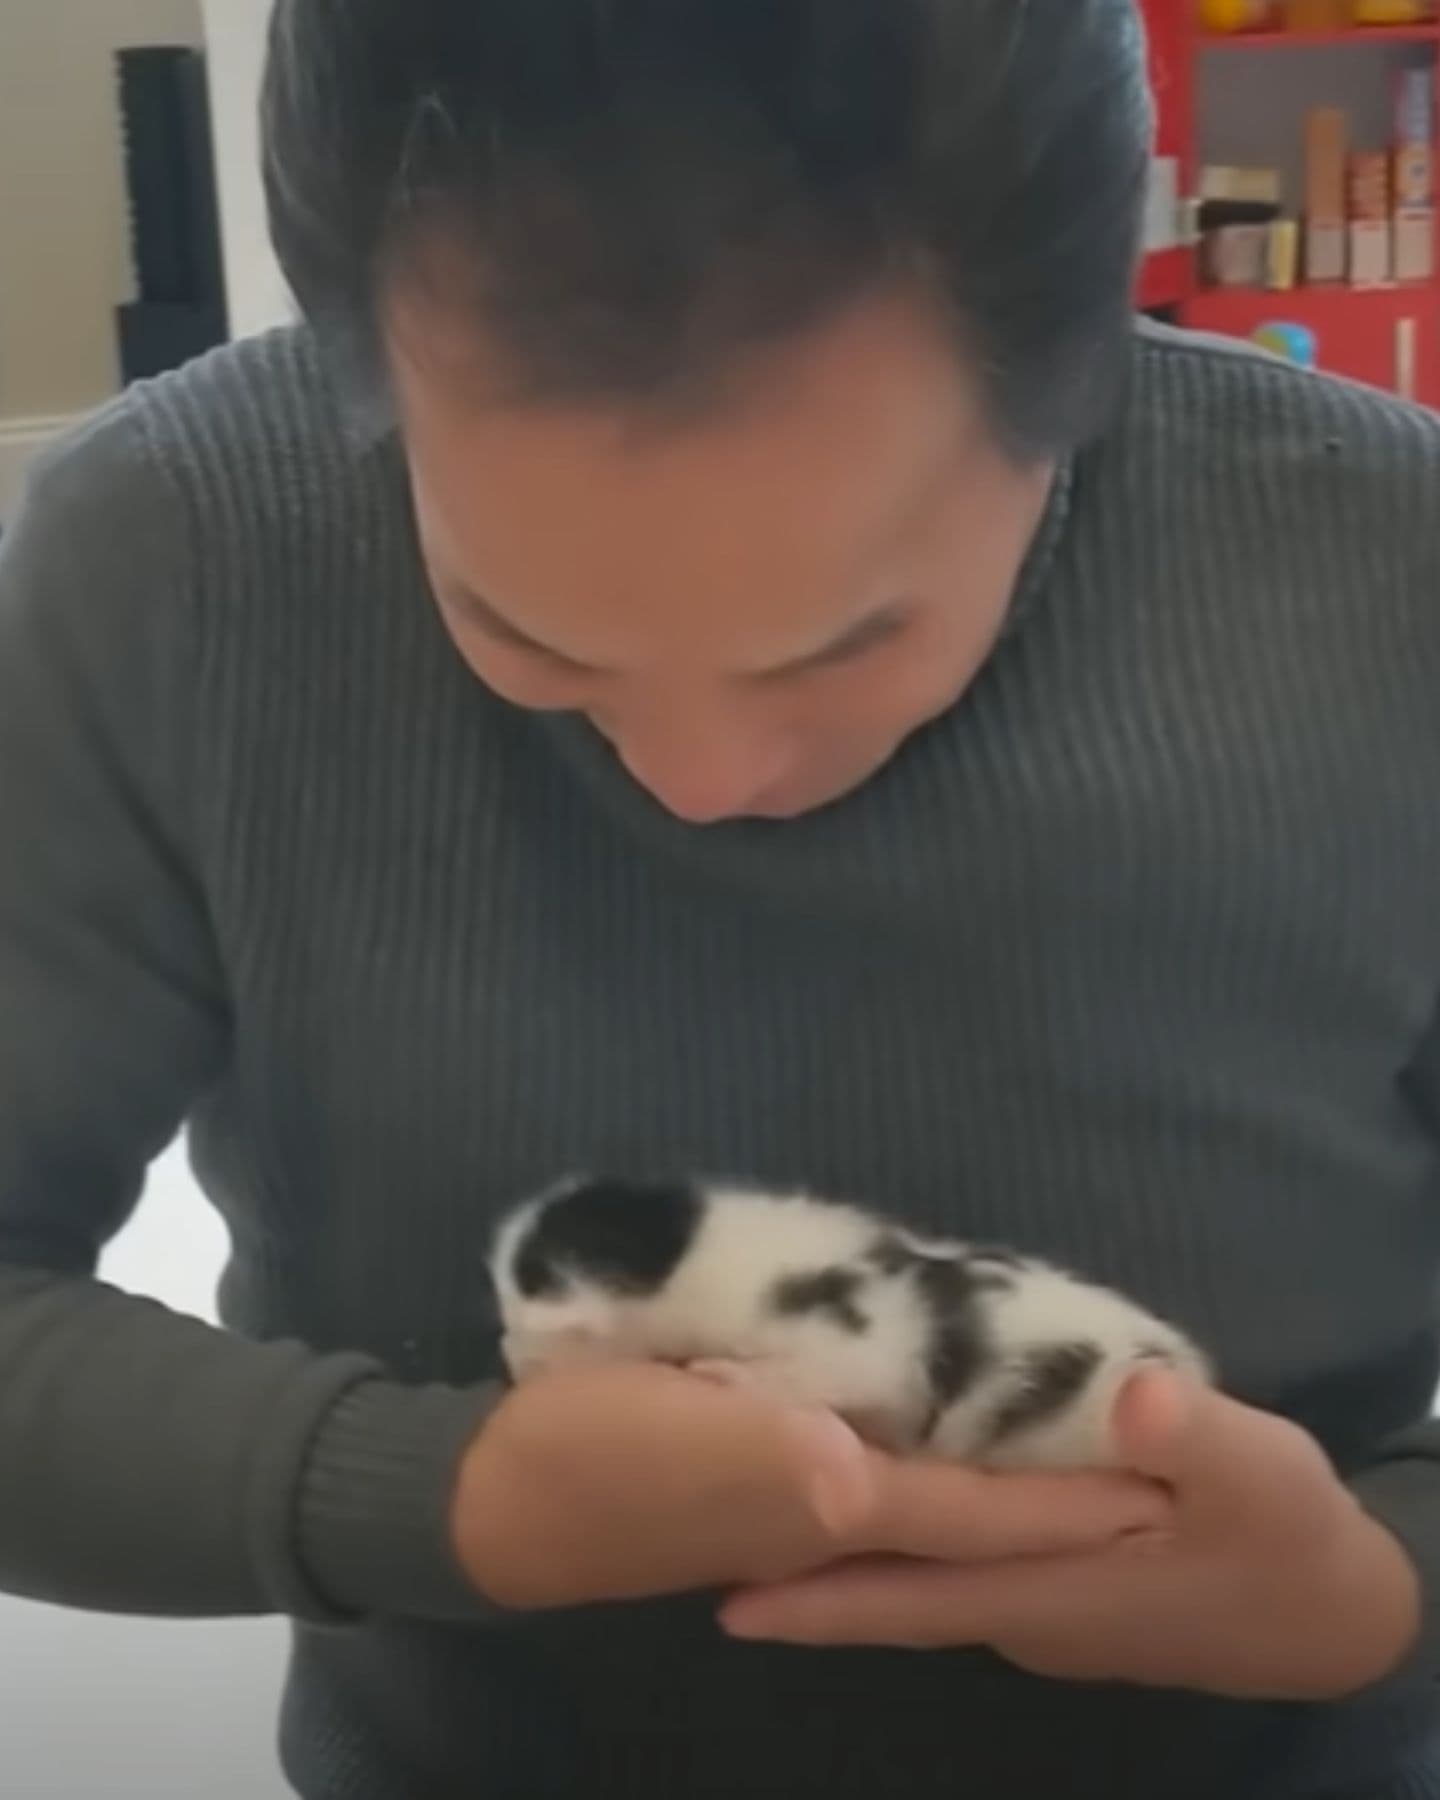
[115,46,230,383]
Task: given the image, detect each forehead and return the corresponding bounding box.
[388,289,987,658]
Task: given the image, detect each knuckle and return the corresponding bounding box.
[1261,1412,1331,1484]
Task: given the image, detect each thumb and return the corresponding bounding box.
[1112,1366,1313,1518]
[779,1407,880,1539]
[1110,1365,1214,1485]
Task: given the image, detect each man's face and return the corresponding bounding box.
[391,289,1054,824]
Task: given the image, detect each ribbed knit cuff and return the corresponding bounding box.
[1351,1457,1440,1686]
[296,1376,505,1624]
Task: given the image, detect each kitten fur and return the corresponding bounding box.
[490,1177,1210,1470]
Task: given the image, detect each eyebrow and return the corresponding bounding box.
[444,583,908,679]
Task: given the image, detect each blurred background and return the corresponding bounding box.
[0,1148,288,1798]
[1,12,289,1794]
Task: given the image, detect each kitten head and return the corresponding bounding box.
[490,1175,707,1378]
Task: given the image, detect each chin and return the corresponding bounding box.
[754,758,895,820]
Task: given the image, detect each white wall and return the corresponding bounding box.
[0,1149,290,1799]
[0,0,291,521]
[1,14,294,1766]
[0,0,204,422]
[0,0,205,523]
[0,418,69,528]
[201,0,292,337]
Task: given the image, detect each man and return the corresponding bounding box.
[2,1,1438,1794]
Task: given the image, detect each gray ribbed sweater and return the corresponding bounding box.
[5,323,1440,1799]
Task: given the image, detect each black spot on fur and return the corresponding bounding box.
[911,1255,995,1406]
[862,1239,1011,1410]
[865,1239,1027,1419]
[983,1341,1105,1450]
[869,1234,1019,1291]
[867,1234,918,1277]
[513,1177,703,1299]
[771,1266,871,1334]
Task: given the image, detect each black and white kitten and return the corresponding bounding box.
[491,1177,1210,1471]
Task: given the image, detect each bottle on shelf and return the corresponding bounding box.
[1351,3,1435,25]
[1198,0,1275,30]
[1198,0,1435,32]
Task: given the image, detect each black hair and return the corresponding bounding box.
[262,0,1151,456]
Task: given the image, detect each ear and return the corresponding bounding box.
[489,1194,545,1302]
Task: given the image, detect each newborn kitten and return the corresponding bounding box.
[490,1176,1210,1470]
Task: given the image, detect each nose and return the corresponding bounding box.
[613,717,789,824]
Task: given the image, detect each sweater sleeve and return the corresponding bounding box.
[0,400,499,1625]
[1352,1446,1440,1684]
[1353,1015,1440,1683]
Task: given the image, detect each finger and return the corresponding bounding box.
[852,1454,1171,1564]
[722,1545,1152,1649]
[774,1408,880,1539]
[1112,1368,1324,1513]
[724,1557,996,1647]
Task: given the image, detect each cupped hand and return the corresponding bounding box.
[721,1371,1422,1702]
[452,1360,1168,1611]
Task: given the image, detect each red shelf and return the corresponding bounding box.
[1136,0,1440,405]
[1185,283,1439,398]
[1188,282,1432,338]
[1139,247,1191,310]
[1187,281,1433,320]
[1199,24,1439,49]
